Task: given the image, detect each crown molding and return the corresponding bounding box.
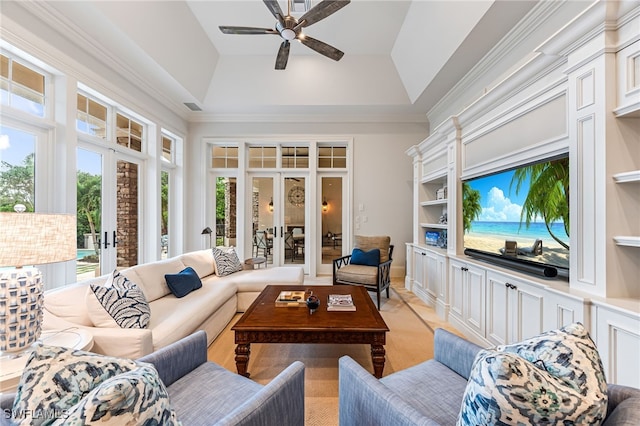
[187,111,429,124]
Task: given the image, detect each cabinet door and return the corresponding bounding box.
[413,248,426,291]
[436,255,447,301]
[486,274,509,346]
[464,264,486,337]
[449,260,465,318]
[425,251,439,299]
[511,280,544,342]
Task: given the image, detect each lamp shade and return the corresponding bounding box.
[0,213,76,267]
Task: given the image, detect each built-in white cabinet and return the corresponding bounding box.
[408,245,447,311]
[486,271,545,346]
[449,258,486,341]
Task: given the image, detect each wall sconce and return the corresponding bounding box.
[268,198,274,212]
[322,198,328,212]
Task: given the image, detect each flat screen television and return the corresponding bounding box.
[462,155,570,279]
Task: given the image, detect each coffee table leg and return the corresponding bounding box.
[371,344,385,378]
[235,343,251,377]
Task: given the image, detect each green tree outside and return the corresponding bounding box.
[0,153,35,212]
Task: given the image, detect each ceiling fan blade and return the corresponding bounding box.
[298,35,344,61]
[275,41,290,70]
[219,26,278,35]
[298,0,350,28]
[263,0,285,24]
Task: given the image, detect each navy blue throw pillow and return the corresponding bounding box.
[165,267,203,298]
[350,248,380,266]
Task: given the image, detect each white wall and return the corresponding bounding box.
[187,120,428,276]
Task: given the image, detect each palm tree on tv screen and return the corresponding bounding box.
[510,157,570,250]
[462,182,482,233]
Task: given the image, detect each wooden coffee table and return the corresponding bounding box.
[232,285,389,378]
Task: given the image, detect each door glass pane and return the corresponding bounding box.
[322,177,342,264]
[161,170,169,258]
[116,160,139,268]
[216,177,237,247]
[76,148,102,280]
[251,177,274,263]
[284,177,305,265]
[0,126,35,212]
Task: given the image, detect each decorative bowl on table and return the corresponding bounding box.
[306,294,320,314]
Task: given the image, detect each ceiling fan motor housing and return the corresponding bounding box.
[276,15,299,41]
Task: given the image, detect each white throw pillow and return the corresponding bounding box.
[86,270,150,329]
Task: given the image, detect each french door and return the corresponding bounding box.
[250,173,308,269]
[317,175,348,275]
[76,146,142,279]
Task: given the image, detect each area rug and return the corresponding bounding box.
[207,286,435,426]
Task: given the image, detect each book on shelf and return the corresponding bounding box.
[275,290,307,307]
[327,294,356,311]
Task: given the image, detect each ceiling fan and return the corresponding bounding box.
[219,0,350,70]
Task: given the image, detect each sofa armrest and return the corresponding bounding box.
[338,356,441,426]
[433,328,482,380]
[217,360,305,426]
[603,384,640,425]
[138,330,208,387]
[43,310,153,359]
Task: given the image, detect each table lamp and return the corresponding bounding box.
[0,212,76,353]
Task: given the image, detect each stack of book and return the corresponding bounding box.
[327,294,356,311]
[275,290,306,307]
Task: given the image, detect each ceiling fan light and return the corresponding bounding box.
[281,28,296,41]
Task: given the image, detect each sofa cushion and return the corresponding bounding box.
[336,264,378,285]
[44,280,103,326]
[55,364,180,426]
[354,235,391,263]
[12,345,139,426]
[224,267,305,293]
[179,249,215,278]
[129,257,186,302]
[165,266,202,298]
[602,397,640,426]
[86,270,150,329]
[381,359,468,425]
[148,280,237,350]
[458,349,607,425]
[350,248,380,266]
[212,247,244,276]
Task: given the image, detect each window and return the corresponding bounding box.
[212,145,239,168]
[1,54,45,117]
[0,126,36,211]
[248,146,276,168]
[281,146,309,168]
[318,145,347,168]
[116,113,143,152]
[77,93,107,138]
[162,135,174,163]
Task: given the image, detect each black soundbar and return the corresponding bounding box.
[464,248,558,278]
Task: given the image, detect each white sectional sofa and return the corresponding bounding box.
[42,249,304,359]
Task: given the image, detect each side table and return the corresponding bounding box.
[244,256,267,269]
[0,327,94,392]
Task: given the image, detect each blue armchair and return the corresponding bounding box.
[339,328,640,426]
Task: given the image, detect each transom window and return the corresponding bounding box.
[318,145,347,168]
[116,113,143,152]
[248,146,276,168]
[281,146,309,168]
[77,93,107,138]
[1,54,45,117]
[162,135,174,163]
[212,146,239,168]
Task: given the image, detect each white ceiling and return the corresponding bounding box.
[19,0,541,121]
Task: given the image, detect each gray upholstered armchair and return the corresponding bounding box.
[333,235,393,309]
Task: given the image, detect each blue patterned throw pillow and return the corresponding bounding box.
[86,270,150,329]
[457,322,608,426]
[54,364,181,425]
[212,247,244,276]
[12,345,139,426]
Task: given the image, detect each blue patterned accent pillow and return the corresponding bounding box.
[12,345,139,426]
[86,270,150,329]
[457,322,608,426]
[350,248,380,266]
[54,364,181,425]
[165,266,202,298]
[212,247,244,276]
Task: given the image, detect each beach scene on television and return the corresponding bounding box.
[462,157,570,270]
